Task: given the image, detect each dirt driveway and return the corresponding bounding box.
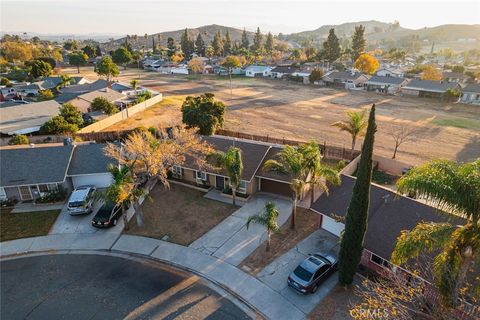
[62,67,480,165]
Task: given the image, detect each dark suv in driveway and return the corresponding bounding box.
[287,253,338,294]
[91,202,123,228]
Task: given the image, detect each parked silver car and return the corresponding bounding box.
[67,186,96,215]
[287,252,338,294]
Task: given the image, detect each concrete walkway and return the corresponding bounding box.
[257,229,340,314]
[11,202,65,213]
[190,193,292,266]
[0,234,305,320]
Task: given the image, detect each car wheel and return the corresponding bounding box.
[113,219,117,226]
[312,284,318,293]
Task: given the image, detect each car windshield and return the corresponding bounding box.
[68,201,84,208]
[95,203,115,219]
[293,266,313,282]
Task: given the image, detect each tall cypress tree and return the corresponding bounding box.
[241,28,249,50]
[195,33,205,56]
[322,28,341,63]
[224,30,232,55]
[351,25,366,62]
[338,104,376,286]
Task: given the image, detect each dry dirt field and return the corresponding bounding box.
[62,67,480,165]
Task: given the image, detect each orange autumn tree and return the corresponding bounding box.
[421,65,443,80]
[354,53,379,75]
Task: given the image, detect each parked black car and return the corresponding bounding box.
[91,202,123,228]
[287,253,338,294]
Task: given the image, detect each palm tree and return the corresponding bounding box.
[104,164,134,230]
[210,146,243,206]
[130,79,139,98]
[331,110,367,158]
[298,141,341,207]
[55,74,72,92]
[263,145,307,229]
[246,201,280,252]
[391,159,480,306]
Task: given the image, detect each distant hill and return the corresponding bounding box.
[283,21,480,51]
[106,25,258,50]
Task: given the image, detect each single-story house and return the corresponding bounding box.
[66,88,126,113]
[364,75,409,94]
[35,76,89,90]
[13,83,44,96]
[442,72,470,87]
[270,65,299,79]
[460,83,480,105]
[0,142,116,202]
[322,71,370,89]
[311,174,457,275]
[171,65,189,75]
[0,100,61,135]
[400,79,461,99]
[245,65,273,78]
[111,82,151,97]
[376,66,405,78]
[170,136,297,199]
[60,79,108,95]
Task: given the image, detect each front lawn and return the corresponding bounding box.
[0,209,61,242]
[126,183,237,245]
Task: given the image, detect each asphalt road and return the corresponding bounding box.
[1,254,253,320]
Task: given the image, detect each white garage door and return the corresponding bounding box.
[321,214,345,237]
[71,174,113,189]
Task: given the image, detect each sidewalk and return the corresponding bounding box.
[0,234,306,320]
[190,193,292,266]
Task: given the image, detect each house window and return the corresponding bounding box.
[195,170,207,182]
[38,184,49,193]
[48,184,59,192]
[172,165,182,178]
[370,254,391,269]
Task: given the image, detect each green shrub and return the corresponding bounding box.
[39,89,54,100]
[8,135,29,145]
[36,187,67,203]
[0,77,12,86]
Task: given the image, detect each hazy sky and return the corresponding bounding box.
[1,0,479,35]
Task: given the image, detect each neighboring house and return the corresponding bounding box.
[0,142,117,202]
[244,65,273,78]
[111,82,153,97]
[442,72,470,87]
[460,83,480,105]
[55,79,109,104]
[67,88,126,113]
[171,65,189,75]
[311,174,457,275]
[322,71,370,89]
[364,75,409,94]
[270,65,299,79]
[14,83,43,96]
[376,66,405,78]
[36,76,89,90]
[401,79,461,99]
[170,136,299,199]
[0,100,61,135]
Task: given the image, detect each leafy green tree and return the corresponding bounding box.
[251,27,264,54]
[37,57,56,69]
[331,109,367,157]
[96,56,119,82]
[212,31,224,57]
[298,141,340,207]
[265,32,274,55]
[241,28,249,50]
[82,44,96,59]
[59,103,83,127]
[27,60,52,79]
[8,135,29,145]
[224,30,232,56]
[95,45,102,57]
[221,55,241,98]
[40,116,78,134]
[195,33,206,56]
[246,201,280,252]
[90,97,119,115]
[452,65,465,73]
[0,77,11,86]
[309,68,324,83]
[323,28,341,63]
[351,25,366,61]
[210,147,243,206]
[392,159,480,306]
[180,28,194,58]
[338,104,377,286]
[263,146,308,229]
[57,74,72,90]
[68,51,88,73]
[181,93,226,135]
[112,46,132,69]
[166,37,176,58]
[63,40,78,51]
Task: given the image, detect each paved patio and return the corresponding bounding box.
[190,193,292,266]
[256,229,340,314]
[11,202,64,213]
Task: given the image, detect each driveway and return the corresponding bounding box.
[49,201,134,235]
[257,229,340,314]
[190,193,292,266]
[1,254,252,320]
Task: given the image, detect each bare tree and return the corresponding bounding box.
[387,124,419,159]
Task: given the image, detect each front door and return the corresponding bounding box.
[215,176,225,190]
[18,186,33,201]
